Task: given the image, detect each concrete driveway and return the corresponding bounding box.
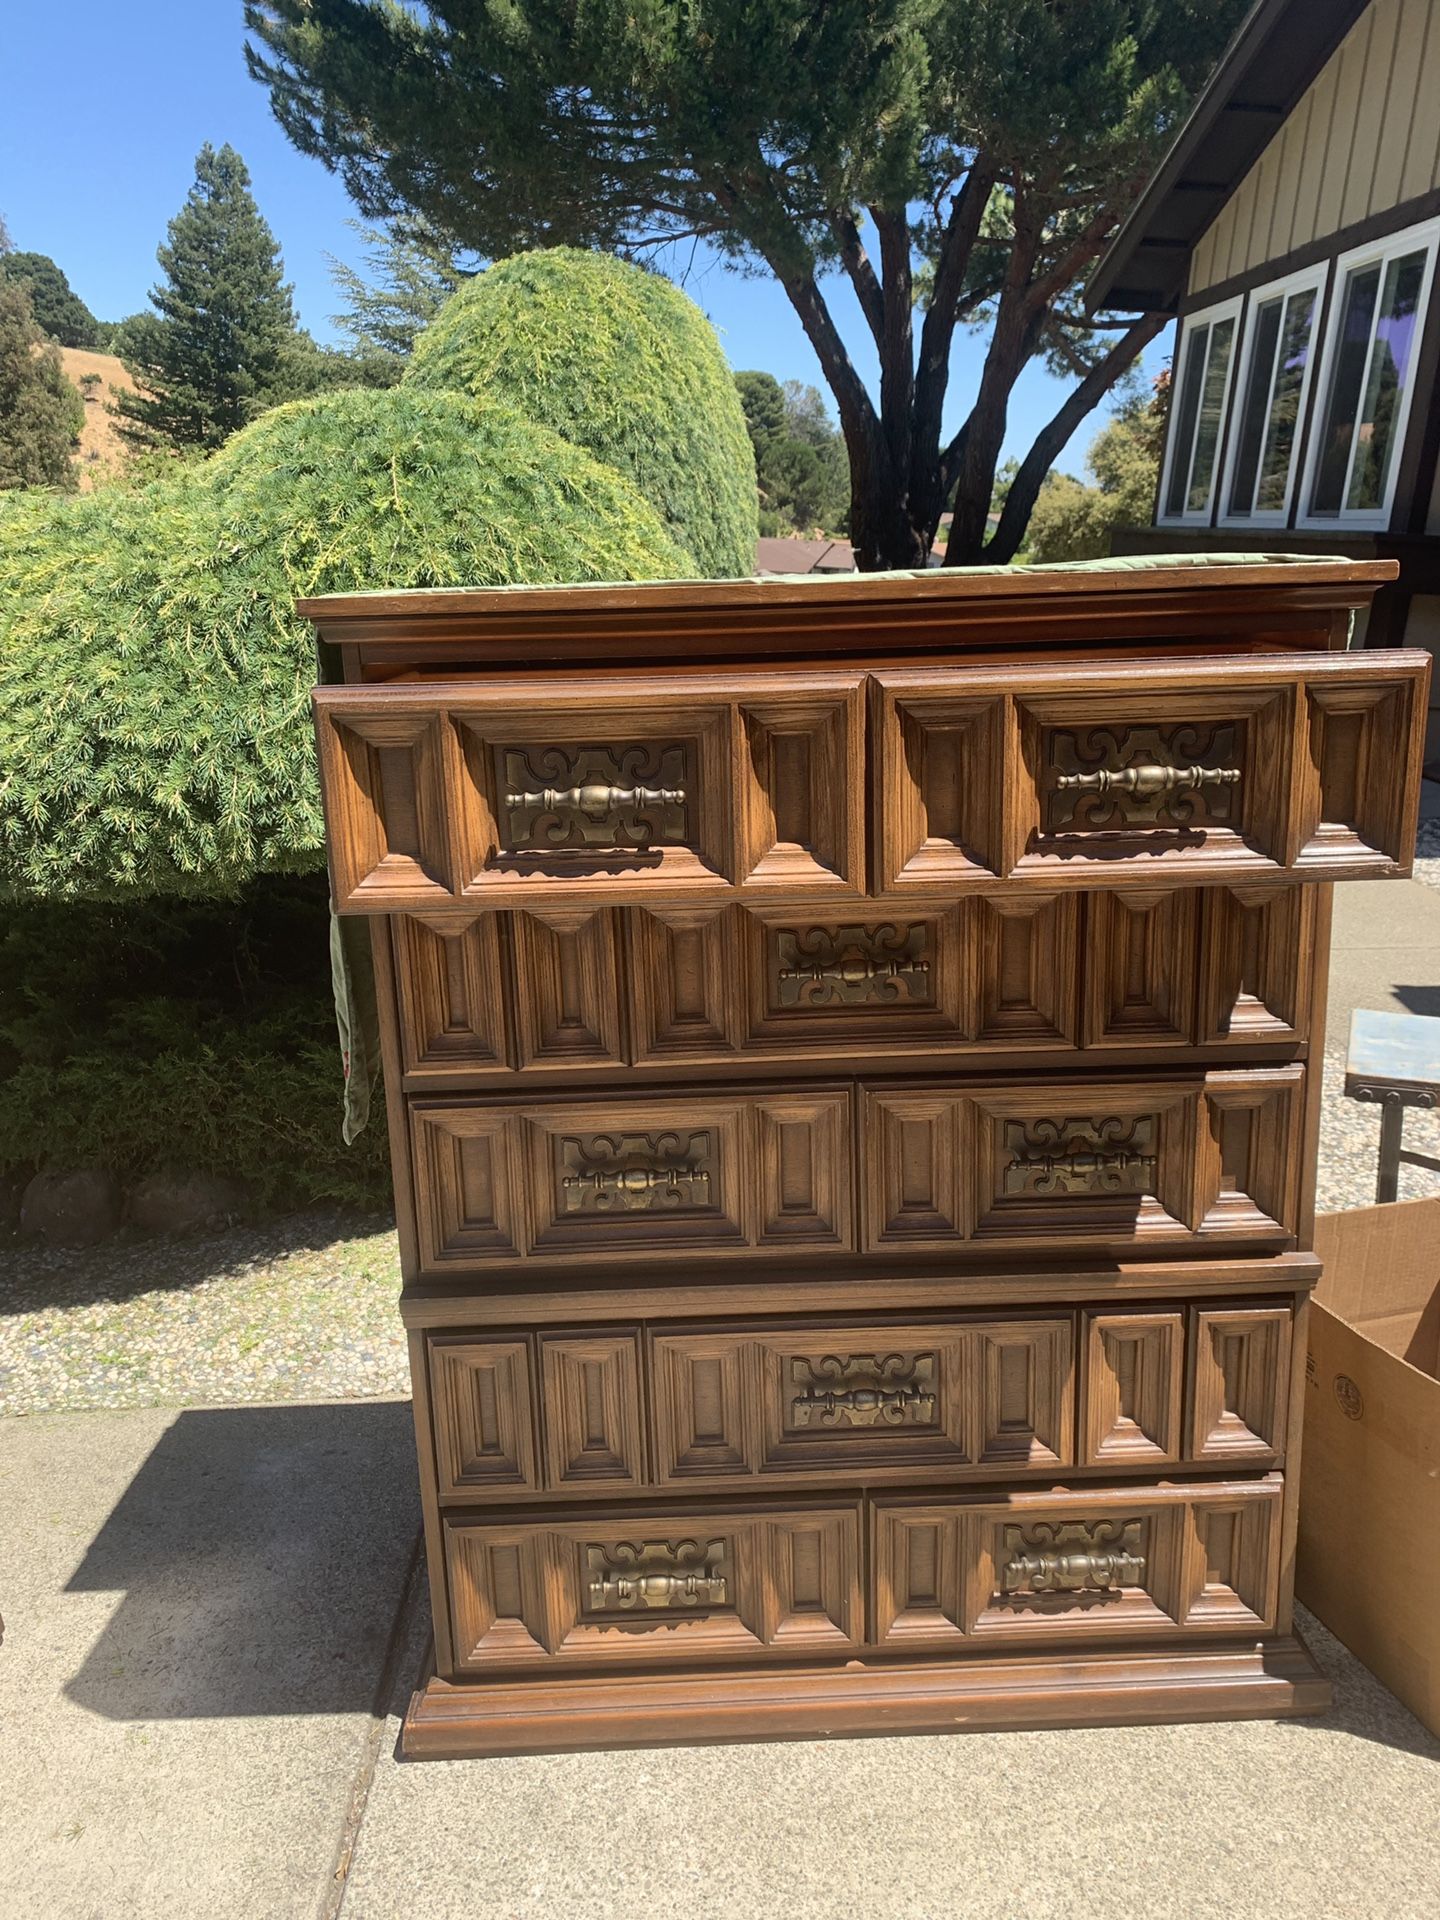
[2,1400,1437,1920]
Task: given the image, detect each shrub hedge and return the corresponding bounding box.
[0,387,689,900]
[406,249,757,581]
[0,876,391,1209]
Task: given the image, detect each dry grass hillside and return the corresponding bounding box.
[59,348,138,489]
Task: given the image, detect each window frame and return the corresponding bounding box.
[1156,294,1244,527]
[1217,263,1327,530]
[1296,213,1440,533]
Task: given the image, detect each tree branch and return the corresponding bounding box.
[910,154,996,522]
[830,210,885,348]
[871,203,915,486]
[982,310,1167,564]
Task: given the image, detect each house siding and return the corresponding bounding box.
[1189,0,1440,297]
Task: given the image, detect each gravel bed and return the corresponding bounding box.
[0,1210,405,1416]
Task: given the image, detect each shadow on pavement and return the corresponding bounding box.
[64,1400,420,1719]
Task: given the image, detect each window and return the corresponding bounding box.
[1221,269,1324,526]
[1159,297,1241,523]
[1301,216,1440,530]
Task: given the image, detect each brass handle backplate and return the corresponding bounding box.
[586,1538,729,1612]
[1000,1519,1145,1596]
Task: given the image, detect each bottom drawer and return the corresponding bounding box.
[874,1480,1282,1651]
[446,1501,862,1674]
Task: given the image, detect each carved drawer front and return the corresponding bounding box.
[538,1331,647,1490]
[1081,1311,1185,1467]
[1081,1305,1293,1469]
[428,1336,540,1499]
[651,1316,1075,1486]
[872,1480,1282,1651]
[863,1067,1304,1255]
[314,673,865,913]
[445,1501,862,1673]
[871,651,1426,894]
[627,896,1083,1068]
[1187,1305,1292,1466]
[409,1088,854,1269]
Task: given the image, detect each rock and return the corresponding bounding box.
[20,1168,123,1246]
[128,1169,253,1235]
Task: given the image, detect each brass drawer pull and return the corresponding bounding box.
[777,954,928,994]
[1054,763,1240,804]
[504,779,687,818]
[586,1539,729,1611]
[562,1162,711,1209]
[1006,1145,1157,1189]
[1003,1117,1157,1197]
[1001,1519,1145,1595]
[788,1354,937,1429]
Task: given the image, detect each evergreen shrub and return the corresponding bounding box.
[406,250,757,580]
[0,386,689,900]
[0,876,391,1209]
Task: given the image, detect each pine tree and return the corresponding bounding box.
[328,217,466,359]
[116,143,300,450]
[0,279,84,490]
[0,253,104,349]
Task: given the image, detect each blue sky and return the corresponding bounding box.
[1,1,1173,477]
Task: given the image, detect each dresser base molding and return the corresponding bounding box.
[401,1632,1330,1759]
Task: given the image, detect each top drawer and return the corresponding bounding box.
[314,672,865,914]
[314,651,1427,913]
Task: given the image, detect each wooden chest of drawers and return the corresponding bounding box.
[303,559,1428,1757]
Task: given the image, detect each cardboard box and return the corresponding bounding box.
[1299,1197,1440,1735]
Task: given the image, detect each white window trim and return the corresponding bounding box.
[1297,213,1440,533]
[1156,294,1243,526]
[1218,263,1327,530]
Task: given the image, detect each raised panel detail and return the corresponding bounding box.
[652,1334,756,1481]
[975,1322,1072,1467]
[316,708,455,911]
[410,1107,525,1264]
[428,1337,538,1497]
[864,1091,969,1248]
[446,1505,862,1672]
[539,1331,646,1489]
[872,691,1004,889]
[529,1104,743,1257]
[1198,885,1313,1044]
[1081,1312,1184,1465]
[1188,1306,1291,1465]
[737,689,865,893]
[971,895,1080,1046]
[463,1090,860,1266]
[627,907,737,1063]
[511,909,624,1069]
[1296,670,1426,872]
[754,1092,852,1247]
[393,913,510,1070]
[1192,1067,1304,1242]
[1081,891,1198,1048]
